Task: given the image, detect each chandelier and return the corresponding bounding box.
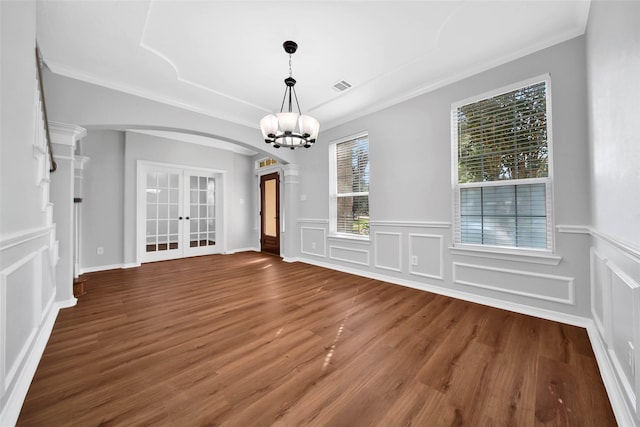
[260,41,319,149]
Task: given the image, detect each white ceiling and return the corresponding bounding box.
[37,0,590,134]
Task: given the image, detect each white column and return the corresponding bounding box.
[49,122,86,307]
[73,156,89,278]
[281,164,300,261]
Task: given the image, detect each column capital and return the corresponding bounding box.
[49,121,87,146]
[282,164,299,184]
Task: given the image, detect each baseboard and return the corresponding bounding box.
[224,247,260,255]
[122,262,141,269]
[79,263,139,274]
[586,323,638,427]
[56,297,77,309]
[0,301,60,427]
[297,256,637,426]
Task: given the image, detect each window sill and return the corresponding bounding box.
[328,233,371,243]
[449,245,562,266]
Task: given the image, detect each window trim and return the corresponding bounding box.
[451,74,555,253]
[329,131,370,240]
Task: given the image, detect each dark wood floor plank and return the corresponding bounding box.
[17,252,617,426]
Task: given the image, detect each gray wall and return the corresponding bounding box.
[294,36,593,318]
[587,2,640,246]
[0,0,47,234]
[586,1,640,423]
[77,129,256,271]
[80,130,125,269]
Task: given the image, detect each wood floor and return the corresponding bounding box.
[18,252,616,426]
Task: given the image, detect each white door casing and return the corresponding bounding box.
[137,162,224,264]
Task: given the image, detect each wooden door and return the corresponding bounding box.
[260,173,280,255]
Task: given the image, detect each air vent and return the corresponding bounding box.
[332,80,353,92]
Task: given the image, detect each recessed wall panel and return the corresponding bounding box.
[590,248,607,335]
[409,234,443,280]
[40,248,55,317]
[3,252,38,386]
[301,227,326,257]
[453,262,575,304]
[374,232,401,272]
[608,263,638,406]
[329,245,369,266]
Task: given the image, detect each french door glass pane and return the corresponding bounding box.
[264,178,277,237]
[189,175,216,248]
[146,170,180,253]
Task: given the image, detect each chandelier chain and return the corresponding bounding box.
[289,54,293,78]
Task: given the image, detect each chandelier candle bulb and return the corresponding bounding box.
[260,115,279,139]
[277,112,299,134]
[260,40,320,149]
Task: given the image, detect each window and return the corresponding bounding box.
[330,134,370,237]
[452,76,552,251]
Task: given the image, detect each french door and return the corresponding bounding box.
[140,164,220,263]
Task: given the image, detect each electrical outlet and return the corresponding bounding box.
[97,247,104,255]
[628,342,635,377]
[311,242,317,250]
[411,256,418,266]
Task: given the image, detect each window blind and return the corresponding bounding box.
[453,78,552,251]
[460,183,549,249]
[334,136,369,236]
[336,137,369,194]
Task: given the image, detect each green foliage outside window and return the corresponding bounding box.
[457,82,548,184]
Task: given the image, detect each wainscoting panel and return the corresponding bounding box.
[300,227,326,258]
[589,230,640,425]
[607,261,639,412]
[40,247,56,323]
[0,227,60,427]
[374,232,401,272]
[2,251,39,388]
[590,248,608,338]
[453,262,575,305]
[329,245,370,266]
[409,234,443,280]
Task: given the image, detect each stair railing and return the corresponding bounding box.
[35,44,57,173]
